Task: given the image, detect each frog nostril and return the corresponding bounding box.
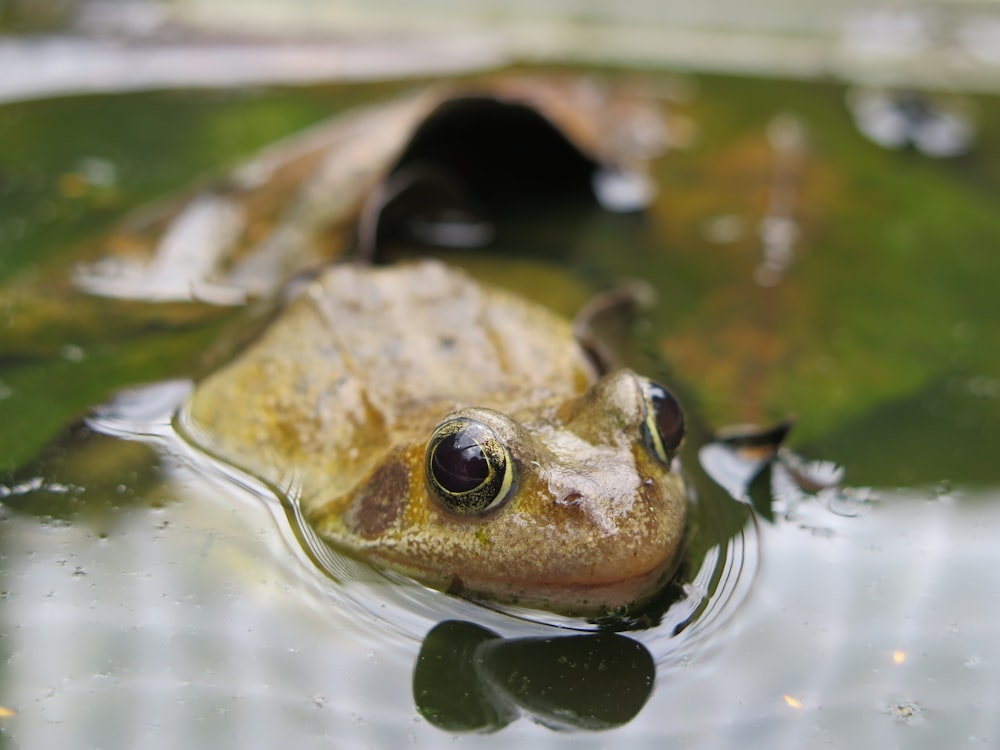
[557,492,584,506]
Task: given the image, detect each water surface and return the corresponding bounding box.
[1,68,998,747]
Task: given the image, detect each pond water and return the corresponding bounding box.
[0,68,998,748]
[1,411,996,747]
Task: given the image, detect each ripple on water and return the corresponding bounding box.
[89,380,761,665]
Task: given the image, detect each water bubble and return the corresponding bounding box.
[964,655,984,670]
[825,486,877,517]
[934,481,958,506]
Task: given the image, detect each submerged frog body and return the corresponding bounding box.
[183,260,686,615]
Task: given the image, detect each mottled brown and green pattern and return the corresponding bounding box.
[184,260,687,615]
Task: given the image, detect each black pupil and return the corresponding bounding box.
[432,430,489,493]
[649,383,685,452]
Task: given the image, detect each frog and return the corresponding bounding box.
[180,258,687,616]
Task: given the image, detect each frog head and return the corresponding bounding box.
[320,368,687,616]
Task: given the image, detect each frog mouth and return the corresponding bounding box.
[451,553,684,617]
[372,538,686,618]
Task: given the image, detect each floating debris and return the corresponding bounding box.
[887,700,925,725]
[71,75,666,304]
[782,694,803,710]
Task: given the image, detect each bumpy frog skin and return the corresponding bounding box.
[184,260,687,615]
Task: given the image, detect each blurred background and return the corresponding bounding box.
[3,0,1000,102]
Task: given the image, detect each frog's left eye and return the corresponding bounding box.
[426,418,514,514]
[640,380,685,465]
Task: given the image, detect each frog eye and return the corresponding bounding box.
[426,418,515,514]
[640,380,685,465]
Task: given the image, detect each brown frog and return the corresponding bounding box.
[181,259,686,615]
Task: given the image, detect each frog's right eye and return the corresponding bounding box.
[426,418,514,514]
[640,379,685,465]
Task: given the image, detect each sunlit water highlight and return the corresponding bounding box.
[1,392,997,747]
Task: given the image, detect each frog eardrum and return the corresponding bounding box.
[426,418,514,514]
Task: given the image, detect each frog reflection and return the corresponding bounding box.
[413,620,655,733]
